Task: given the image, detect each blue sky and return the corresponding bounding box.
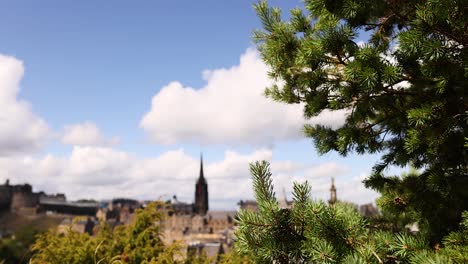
[0,0,390,209]
[1,0,299,154]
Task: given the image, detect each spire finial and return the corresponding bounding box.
[329,177,337,205]
[199,152,205,181]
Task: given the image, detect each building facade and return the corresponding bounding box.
[0,180,43,212]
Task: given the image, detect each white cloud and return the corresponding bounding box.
[336,173,379,205]
[140,48,347,145]
[304,162,350,179]
[0,52,375,209]
[0,54,50,156]
[0,147,377,209]
[61,122,119,146]
[66,146,131,185]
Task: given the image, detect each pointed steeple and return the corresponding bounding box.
[329,177,337,205]
[198,153,206,184]
[198,152,205,181]
[195,152,208,215]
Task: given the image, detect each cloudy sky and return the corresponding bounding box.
[0,0,386,209]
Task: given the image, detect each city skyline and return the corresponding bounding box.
[0,1,385,209]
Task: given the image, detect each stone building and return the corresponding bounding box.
[238,190,293,212]
[205,211,235,232]
[0,180,42,213]
[161,155,237,257]
[0,179,73,214]
[359,203,379,217]
[237,200,259,212]
[0,179,100,216]
[169,196,194,216]
[10,184,40,212]
[168,153,209,216]
[95,198,140,225]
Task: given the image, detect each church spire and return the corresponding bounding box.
[198,153,205,183]
[329,177,337,205]
[195,152,208,215]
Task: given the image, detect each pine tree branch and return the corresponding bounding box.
[310,208,348,246]
[336,52,348,66]
[432,26,467,46]
[243,221,273,228]
[371,250,384,264]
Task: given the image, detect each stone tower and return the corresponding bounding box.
[194,153,208,215]
[328,177,337,205]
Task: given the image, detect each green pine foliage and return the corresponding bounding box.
[253,0,467,242]
[235,161,468,263]
[216,250,254,264]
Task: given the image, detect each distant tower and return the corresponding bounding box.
[279,187,288,209]
[195,153,208,215]
[328,177,337,205]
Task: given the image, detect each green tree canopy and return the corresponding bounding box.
[253,0,467,242]
[30,202,180,264]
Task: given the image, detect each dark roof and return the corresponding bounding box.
[40,200,99,208]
